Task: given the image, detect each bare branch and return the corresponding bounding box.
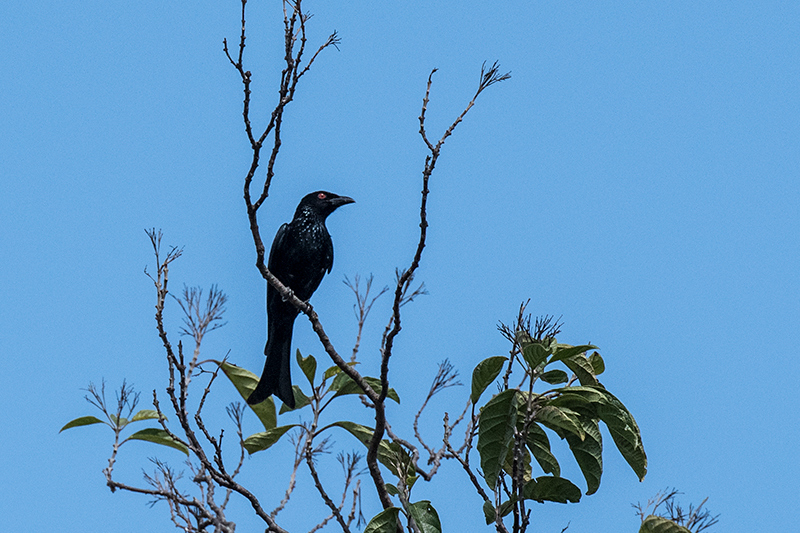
[143,230,292,532]
[271,430,306,519]
[345,274,388,362]
[175,285,228,342]
[369,63,509,509]
[229,0,385,448]
[308,452,363,533]
[635,489,720,533]
[305,431,351,532]
[413,359,461,457]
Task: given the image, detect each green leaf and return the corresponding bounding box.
[243,425,297,454]
[131,409,163,423]
[497,495,517,518]
[556,386,608,405]
[330,374,399,403]
[60,416,106,432]
[561,354,598,386]
[503,440,532,482]
[482,501,496,525]
[322,361,359,382]
[329,369,358,392]
[385,483,399,496]
[470,356,507,403]
[521,343,550,369]
[127,428,188,455]
[330,420,375,445]
[523,476,581,503]
[408,501,442,533]
[279,386,312,413]
[595,389,647,481]
[477,389,518,489]
[639,515,693,533]
[536,405,585,440]
[549,390,598,418]
[514,329,533,345]
[526,423,560,476]
[324,365,340,381]
[364,507,401,533]
[563,417,603,495]
[296,349,317,387]
[540,369,568,385]
[249,397,277,430]
[549,344,598,364]
[216,361,276,430]
[108,414,128,427]
[329,421,410,473]
[588,351,605,375]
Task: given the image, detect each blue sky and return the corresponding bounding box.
[1,1,798,531]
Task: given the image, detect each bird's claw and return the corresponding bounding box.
[281,287,295,302]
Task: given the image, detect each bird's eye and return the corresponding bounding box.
[317,192,326,199]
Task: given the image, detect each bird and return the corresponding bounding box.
[247,191,355,407]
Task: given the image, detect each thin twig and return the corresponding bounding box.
[370,62,510,509]
[345,274,388,362]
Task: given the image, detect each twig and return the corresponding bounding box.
[370,62,510,509]
[413,359,462,456]
[271,431,306,519]
[345,274,388,362]
[145,229,290,533]
[305,431,351,532]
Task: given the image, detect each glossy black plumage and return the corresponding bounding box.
[247,191,354,407]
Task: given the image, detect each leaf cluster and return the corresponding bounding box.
[469,332,647,531]
[218,352,445,533]
[216,351,399,458]
[61,381,187,455]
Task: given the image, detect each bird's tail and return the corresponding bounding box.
[247,329,295,408]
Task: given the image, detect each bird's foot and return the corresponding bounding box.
[281,287,295,302]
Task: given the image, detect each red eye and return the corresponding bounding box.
[317,192,326,199]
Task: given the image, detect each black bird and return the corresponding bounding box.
[247,191,355,407]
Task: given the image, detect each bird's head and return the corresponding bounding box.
[296,191,355,219]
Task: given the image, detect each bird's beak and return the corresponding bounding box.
[331,196,355,207]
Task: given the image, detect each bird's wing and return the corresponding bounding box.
[268,223,290,273]
[267,222,304,303]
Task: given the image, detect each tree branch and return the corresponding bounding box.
[369,62,510,509]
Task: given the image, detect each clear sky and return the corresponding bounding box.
[1,1,798,532]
